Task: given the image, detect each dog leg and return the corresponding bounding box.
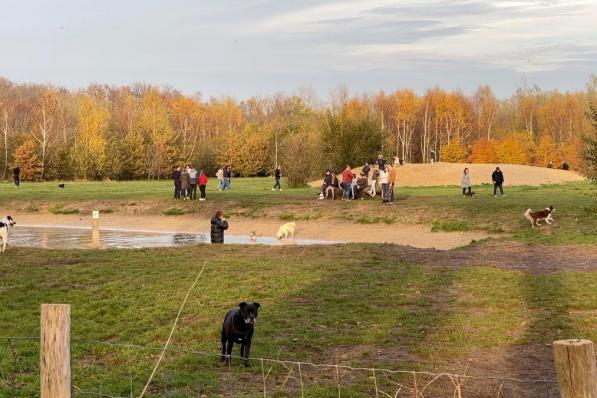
[220,328,227,362]
[242,340,252,367]
[225,338,234,365]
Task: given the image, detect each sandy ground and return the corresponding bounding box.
[310,162,585,187]
[12,213,490,250]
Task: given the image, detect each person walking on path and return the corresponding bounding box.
[341,165,353,200]
[210,210,228,243]
[216,167,224,191]
[387,164,396,203]
[198,170,208,201]
[492,167,506,197]
[172,166,182,199]
[189,167,198,200]
[180,166,191,200]
[272,165,282,191]
[222,166,232,191]
[12,165,20,187]
[379,165,389,202]
[461,168,472,197]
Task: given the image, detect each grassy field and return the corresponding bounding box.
[1,178,596,244]
[1,244,597,397]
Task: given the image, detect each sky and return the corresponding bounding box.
[1,0,596,99]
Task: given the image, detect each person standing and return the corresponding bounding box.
[369,166,379,197]
[341,165,353,200]
[216,167,224,191]
[376,154,386,170]
[181,166,191,200]
[387,164,396,203]
[12,165,20,187]
[272,165,282,191]
[188,167,198,200]
[461,168,472,197]
[210,210,228,243]
[362,162,370,179]
[492,167,506,197]
[198,170,208,201]
[172,166,182,199]
[222,166,231,191]
[379,165,389,202]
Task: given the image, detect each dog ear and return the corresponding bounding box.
[238,302,247,309]
[253,302,261,309]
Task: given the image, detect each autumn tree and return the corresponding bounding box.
[440,138,467,162]
[72,96,109,179]
[139,88,175,178]
[12,138,42,180]
[535,135,559,167]
[495,133,530,164]
[469,138,497,163]
[31,89,58,179]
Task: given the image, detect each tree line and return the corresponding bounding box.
[1,76,596,184]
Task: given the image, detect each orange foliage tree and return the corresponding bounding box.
[12,138,42,180]
[495,133,532,164]
[469,138,497,163]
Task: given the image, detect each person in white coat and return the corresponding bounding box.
[461,168,472,197]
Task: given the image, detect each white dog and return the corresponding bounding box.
[276,222,296,239]
[0,216,16,253]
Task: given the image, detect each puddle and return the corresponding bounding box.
[10,225,339,249]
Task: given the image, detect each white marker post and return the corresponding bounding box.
[92,210,100,229]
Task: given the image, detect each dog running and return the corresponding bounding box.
[524,206,555,228]
[221,302,261,367]
[0,216,16,253]
[276,222,296,239]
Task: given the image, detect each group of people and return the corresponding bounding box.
[172,165,208,200]
[460,166,506,197]
[319,155,398,203]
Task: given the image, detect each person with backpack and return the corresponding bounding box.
[272,165,282,191]
[491,167,506,197]
[198,170,208,201]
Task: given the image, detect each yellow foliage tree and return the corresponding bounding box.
[535,134,559,167]
[218,125,270,176]
[440,138,467,162]
[72,96,108,179]
[13,138,42,180]
[495,133,530,164]
[469,138,497,163]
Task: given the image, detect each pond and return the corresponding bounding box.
[9,225,338,249]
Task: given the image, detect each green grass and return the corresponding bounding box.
[1,245,596,396]
[1,179,596,244]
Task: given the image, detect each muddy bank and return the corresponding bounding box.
[12,213,490,250]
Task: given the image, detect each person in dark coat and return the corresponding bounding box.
[180,166,191,200]
[376,155,385,170]
[491,167,506,197]
[210,210,228,243]
[12,165,20,187]
[172,166,182,199]
[362,162,370,179]
[272,165,282,191]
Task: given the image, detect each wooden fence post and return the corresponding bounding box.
[553,339,597,398]
[40,304,71,398]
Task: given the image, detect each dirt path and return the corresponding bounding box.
[12,213,490,250]
[381,241,597,272]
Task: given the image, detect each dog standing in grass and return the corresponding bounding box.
[221,302,261,367]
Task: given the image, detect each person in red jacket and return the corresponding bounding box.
[341,165,353,201]
[198,170,209,201]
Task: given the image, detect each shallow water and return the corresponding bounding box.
[10,225,338,249]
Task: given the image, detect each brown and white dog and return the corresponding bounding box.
[524,206,555,228]
[0,216,16,253]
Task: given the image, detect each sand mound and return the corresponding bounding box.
[309,163,585,187]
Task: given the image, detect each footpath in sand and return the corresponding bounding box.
[14,213,489,250]
[309,162,585,187]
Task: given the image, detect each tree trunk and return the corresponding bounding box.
[553,339,597,398]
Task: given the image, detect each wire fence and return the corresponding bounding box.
[0,335,559,398]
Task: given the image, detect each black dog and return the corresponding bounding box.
[58,183,65,188]
[221,302,260,367]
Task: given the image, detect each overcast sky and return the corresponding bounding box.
[1,0,596,99]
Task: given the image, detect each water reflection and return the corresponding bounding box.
[10,226,337,249]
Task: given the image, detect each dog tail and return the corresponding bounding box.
[523,208,533,221]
